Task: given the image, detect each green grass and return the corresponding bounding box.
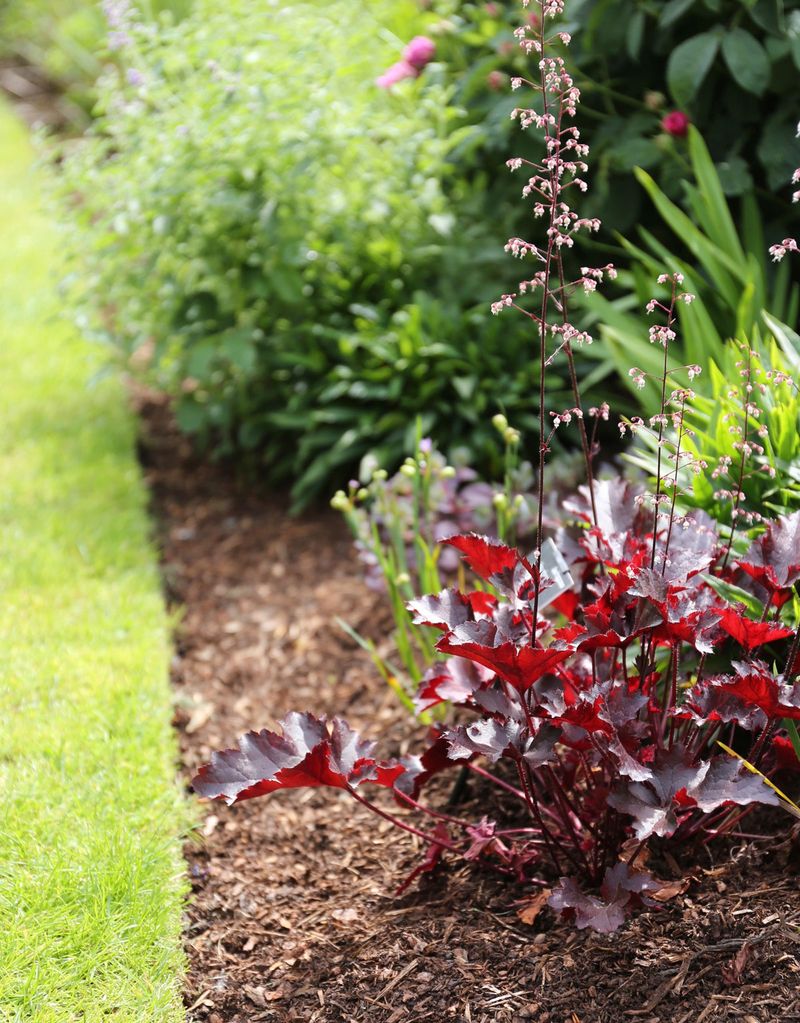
[0,102,190,1022]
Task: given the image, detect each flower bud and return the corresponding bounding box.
[492,492,509,509]
[492,413,508,433]
[372,468,388,481]
[643,90,666,111]
[441,465,457,478]
[504,427,521,445]
[395,572,411,586]
[330,490,350,511]
[356,488,369,501]
[661,111,690,138]
[400,464,417,478]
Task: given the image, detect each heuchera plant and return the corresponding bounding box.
[329,423,542,716]
[193,0,800,932]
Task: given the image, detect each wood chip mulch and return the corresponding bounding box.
[135,392,800,1023]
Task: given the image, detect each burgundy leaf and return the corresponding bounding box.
[738,511,800,595]
[394,732,467,798]
[692,662,800,720]
[548,877,626,934]
[446,718,522,763]
[608,749,710,840]
[192,712,404,805]
[689,757,780,814]
[659,513,719,581]
[717,608,793,651]
[463,817,505,861]
[548,862,657,933]
[629,567,672,605]
[682,675,768,730]
[773,735,800,772]
[407,589,474,631]
[413,657,493,713]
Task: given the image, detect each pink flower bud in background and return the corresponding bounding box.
[484,2,499,14]
[487,70,507,91]
[661,111,690,138]
[376,59,419,89]
[403,35,436,70]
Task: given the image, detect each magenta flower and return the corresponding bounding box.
[403,35,436,70]
[661,111,690,138]
[376,59,419,89]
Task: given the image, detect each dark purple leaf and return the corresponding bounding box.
[394,733,467,798]
[407,589,474,631]
[413,657,493,713]
[738,511,800,594]
[690,662,800,720]
[690,757,780,814]
[549,862,657,933]
[192,712,404,805]
[446,718,522,762]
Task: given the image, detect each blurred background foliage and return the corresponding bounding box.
[0,0,190,118]
[2,0,798,506]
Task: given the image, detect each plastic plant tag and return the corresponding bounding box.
[536,537,574,611]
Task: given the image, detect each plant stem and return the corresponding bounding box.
[346,787,461,853]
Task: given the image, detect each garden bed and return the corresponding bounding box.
[135,393,800,1023]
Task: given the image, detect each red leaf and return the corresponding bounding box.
[690,663,800,720]
[443,533,520,580]
[412,657,493,714]
[192,712,404,805]
[717,608,793,652]
[395,732,466,799]
[773,735,800,772]
[437,622,574,693]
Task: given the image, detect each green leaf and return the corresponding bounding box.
[702,575,765,618]
[659,0,695,26]
[721,28,771,95]
[748,0,785,36]
[626,10,646,59]
[715,156,754,196]
[686,127,745,261]
[666,32,720,108]
[634,167,744,309]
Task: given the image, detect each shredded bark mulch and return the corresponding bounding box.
[135,392,800,1023]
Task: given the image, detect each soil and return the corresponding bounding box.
[135,392,800,1023]
[0,60,80,132]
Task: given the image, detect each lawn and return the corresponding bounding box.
[0,101,190,1023]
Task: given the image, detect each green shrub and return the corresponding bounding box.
[579,127,799,410]
[59,0,594,506]
[413,0,800,235]
[0,0,190,120]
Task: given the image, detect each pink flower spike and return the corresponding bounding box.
[403,36,436,71]
[661,111,690,138]
[376,60,419,89]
